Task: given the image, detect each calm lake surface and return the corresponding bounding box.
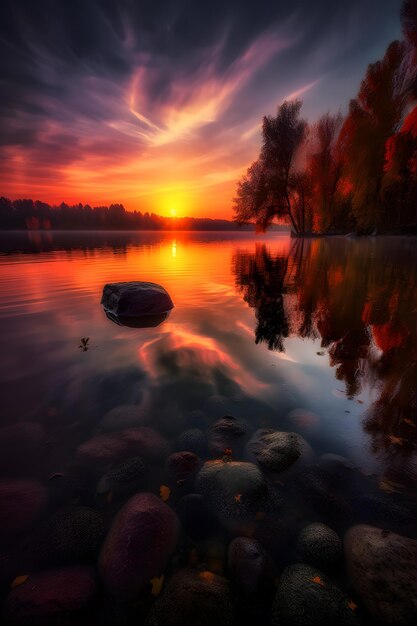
[0,231,416,624]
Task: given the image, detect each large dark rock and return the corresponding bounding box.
[228,537,273,595]
[99,493,180,601]
[166,451,200,482]
[31,505,105,566]
[207,415,249,457]
[3,566,97,625]
[246,429,313,474]
[272,563,359,626]
[76,427,169,473]
[174,428,207,456]
[345,525,417,625]
[146,569,234,626]
[0,480,48,545]
[101,282,174,319]
[296,523,342,570]
[196,460,279,529]
[96,456,148,497]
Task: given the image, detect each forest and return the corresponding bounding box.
[234,0,417,234]
[0,197,256,231]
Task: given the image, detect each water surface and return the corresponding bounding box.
[0,231,416,623]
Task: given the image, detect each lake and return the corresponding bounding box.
[0,231,416,625]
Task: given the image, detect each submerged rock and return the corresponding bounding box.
[101,282,174,319]
[345,525,417,625]
[166,451,200,481]
[207,415,249,457]
[97,456,147,497]
[296,523,342,570]
[174,428,207,456]
[228,537,272,595]
[272,563,359,626]
[196,460,277,528]
[99,493,180,601]
[247,429,312,474]
[146,569,234,626]
[0,480,48,544]
[32,505,105,566]
[3,566,97,625]
[76,427,168,472]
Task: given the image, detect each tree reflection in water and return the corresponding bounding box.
[233,238,417,478]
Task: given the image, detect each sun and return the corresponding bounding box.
[169,208,177,217]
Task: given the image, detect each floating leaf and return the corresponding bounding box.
[150,575,164,597]
[403,418,416,428]
[311,576,325,587]
[348,600,358,612]
[379,479,404,494]
[316,351,325,356]
[388,435,404,446]
[160,485,171,502]
[234,493,242,504]
[224,448,233,456]
[11,575,29,589]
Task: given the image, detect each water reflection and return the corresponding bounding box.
[233,238,417,477]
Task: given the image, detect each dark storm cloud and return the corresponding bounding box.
[0,0,402,209]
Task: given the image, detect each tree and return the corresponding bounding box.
[340,42,404,232]
[308,112,344,231]
[234,100,308,233]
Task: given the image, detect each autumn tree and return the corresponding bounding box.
[340,42,405,232]
[234,100,308,233]
[308,112,344,232]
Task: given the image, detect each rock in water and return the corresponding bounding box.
[3,566,97,625]
[101,282,174,319]
[146,569,234,626]
[296,523,342,570]
[99,493,180,601]
[195,460,278,529]
[272,563,359,626]
[344,525,417,625]
[247,429,312,474]
[96,456,147,497]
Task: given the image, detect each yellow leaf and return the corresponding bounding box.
[198,570,215,583]
[404,418,416,427]
[311,576,325,587]
[150,575,164,597]
[379,479,404,494]
[348,600,358,612]
[160,485,171,502]
[11,575,29,589]
[388,435,404,445]
[234,493,242,504]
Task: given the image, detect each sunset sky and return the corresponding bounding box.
[0,0,402,219]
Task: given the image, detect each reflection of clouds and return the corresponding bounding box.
[138,326,269,398]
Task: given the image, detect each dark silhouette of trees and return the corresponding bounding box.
[234,101,308,233]
[235,0,417,235]
[0,197,260,231]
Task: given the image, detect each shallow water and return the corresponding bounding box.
[0,231,416,624]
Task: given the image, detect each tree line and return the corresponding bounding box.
[234,0,417,235]
[0,197,257,231]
